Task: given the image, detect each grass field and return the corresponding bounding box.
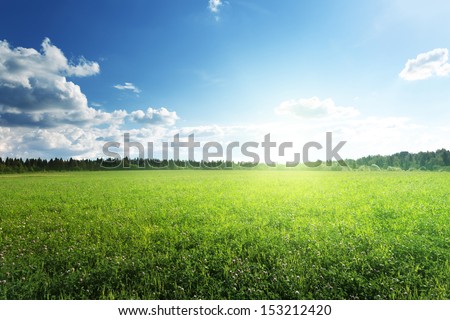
[0,170,449,299]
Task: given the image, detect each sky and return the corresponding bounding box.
[0,0,449,162]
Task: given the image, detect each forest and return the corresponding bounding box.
[0,148,449,173]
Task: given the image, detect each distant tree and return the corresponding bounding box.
[0,149,449,173]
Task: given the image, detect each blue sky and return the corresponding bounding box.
[0,0,449,160]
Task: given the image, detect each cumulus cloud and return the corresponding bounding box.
[0,127,14,154]
[1,112,447,161]
[275,97,360,119]
[0,38,182,158]
[208,0,223,13]
[0,38,99,88]
[399,48,450,80]
[0,38,109,127]
[0,39,178,129]
[66,57,100,77]
[0,126,109,159]
[113,82,141,93]
[129,107,179,126]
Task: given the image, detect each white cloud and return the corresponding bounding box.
[399,48,450,81]
[1,113,448,161]
[208,0,223,13]
[0,38,99,88]
[0,38,109,127]
[0,126,111,159]
[0,38,181,158]
[113,82,141,93]
[129,107,179,126]
[0,127,14,154]
[67,57,100,77]
[0,39,179,129]
[275,97,360,119]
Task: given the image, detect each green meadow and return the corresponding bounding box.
[0,171,449,299]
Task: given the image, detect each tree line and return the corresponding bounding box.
[344,148,450,171]
[0,148,449,173]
